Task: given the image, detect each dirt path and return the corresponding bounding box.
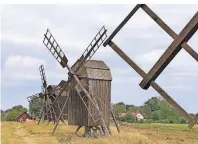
[15,124,36,144]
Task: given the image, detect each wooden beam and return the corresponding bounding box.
[188,114,198,129]
[108,40,192,122]
[103,4,142,47]
[141,5,198,62]
[139,12,198,90]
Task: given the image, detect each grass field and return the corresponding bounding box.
[1,121,198,144]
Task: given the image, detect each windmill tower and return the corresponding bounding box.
[27,65,68,125]
[42,26,119,137]
[37,65,68,125]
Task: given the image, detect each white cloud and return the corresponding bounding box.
[135,49,163,64]
[2,4,197,51]
[134,48,198,74]
[114,77,141,83]
[4,55,45,68]
[168,72,198,77]
[164,85,195,90]
[3,55,46,81]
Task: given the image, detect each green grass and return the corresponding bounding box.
[1,121,198,144]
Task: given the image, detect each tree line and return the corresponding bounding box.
[113,97,197,124]
[1,96,197,124]
[1,105,28,121]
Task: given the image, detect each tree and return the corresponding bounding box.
[6,110,21,121]
[144,97,160,112]
[12,105,27,113]
[1,110,6,121]
[125,104,135,111]
[117,102,125,106]
[179,117,187,124]
[151,111,160,121]
[114,103,126,119]
[29,97,43,117]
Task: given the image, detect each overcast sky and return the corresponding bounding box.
[1,4,198,114]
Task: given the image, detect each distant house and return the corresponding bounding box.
[131,112,145,121]
[118,112,145,121]
[16,112,36,123]
[118,113,127,118]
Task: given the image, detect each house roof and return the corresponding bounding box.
[58,80,67,88]
[47,83,69,97]
[118,113,127,118]
[16,112,32,120]
[71,60,112,80]
[84,60,110,70]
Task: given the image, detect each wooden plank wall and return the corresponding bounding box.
[68,78,88,126]
[88,80,111,126]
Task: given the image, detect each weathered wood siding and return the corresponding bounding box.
[68,78,89,126]
[88,80,111,126]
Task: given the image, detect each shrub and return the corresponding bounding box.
[180,118,187,124]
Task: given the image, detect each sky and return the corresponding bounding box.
[1,4,198,114]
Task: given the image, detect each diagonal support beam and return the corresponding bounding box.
[139,12,198,90]
[103,4,142,47]
[108,40,192,122]
[141,5,198,62]
[188,114,198,129]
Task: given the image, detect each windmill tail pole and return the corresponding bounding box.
[37,107,44,125]
[110,110,120,133]
[52,95,70,135]
[95,95,120,133]
[91,96,110,137]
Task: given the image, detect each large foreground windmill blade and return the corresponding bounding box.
[43,27,110,136]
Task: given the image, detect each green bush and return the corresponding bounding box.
[145,119,153,123]
[6,110,20,121]
[179,118,187,124]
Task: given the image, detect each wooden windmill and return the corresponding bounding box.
[42,26,119,137]
[103,4,198,128]
[37,65,68,125]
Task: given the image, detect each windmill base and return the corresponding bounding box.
[74,125,111,138]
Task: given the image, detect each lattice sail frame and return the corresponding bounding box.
[103,4,198,128]
[43,29,68,68]
[27,93,41,102]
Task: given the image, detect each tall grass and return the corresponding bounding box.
[1,121,198,144]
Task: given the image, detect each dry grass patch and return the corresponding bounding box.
[1,121,198,144]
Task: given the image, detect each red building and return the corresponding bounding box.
[16,112,36,122]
